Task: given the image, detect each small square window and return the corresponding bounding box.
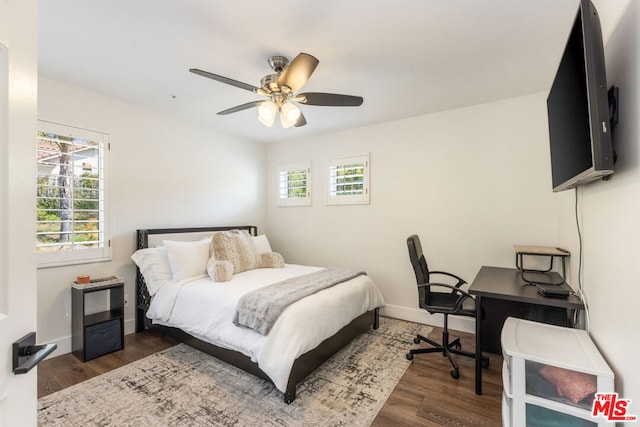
[327,154,369,205]
[278,162,311,207]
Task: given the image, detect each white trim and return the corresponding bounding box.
[0,43,7,317]
[381,304,476,334]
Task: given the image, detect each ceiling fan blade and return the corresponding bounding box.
[295,111,307,127]
[189,68,258,93]
[297,92,364,107]
[217,100,264,115]
[277,53,319,93]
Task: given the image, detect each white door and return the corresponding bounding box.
[0,0,39,425]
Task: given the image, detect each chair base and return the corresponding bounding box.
[406,330,489,379]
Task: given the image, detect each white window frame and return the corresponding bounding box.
[277,162,311,207]
[327,154,370,205]
[36,120,111,268]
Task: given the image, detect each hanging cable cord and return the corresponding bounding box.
[574,187,590,332]
[575,187,583,293]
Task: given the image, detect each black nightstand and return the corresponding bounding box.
[72,277,125,361]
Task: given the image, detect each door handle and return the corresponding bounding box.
[12,332,57,375]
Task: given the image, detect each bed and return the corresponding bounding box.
[134,225,384,403]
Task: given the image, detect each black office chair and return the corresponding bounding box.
[406,234,489,379]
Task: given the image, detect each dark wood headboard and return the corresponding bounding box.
[135,225,257,332]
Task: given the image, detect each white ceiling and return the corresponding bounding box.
[38,0,581,143]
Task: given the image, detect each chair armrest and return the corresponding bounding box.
[430,270,467,287]
[418,282,472,312]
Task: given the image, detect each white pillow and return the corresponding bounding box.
[253,234,272,254]
[163,239,211,281]
[131,247,173,296]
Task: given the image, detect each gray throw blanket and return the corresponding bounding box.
[233,267,365,335]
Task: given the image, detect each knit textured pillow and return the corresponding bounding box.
[210,230,259,274]
[259,252,285,268]
[206,258,234,282]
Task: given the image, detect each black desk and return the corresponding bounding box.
[468,266,584,395]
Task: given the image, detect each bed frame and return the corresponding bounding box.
[135,225,380,404]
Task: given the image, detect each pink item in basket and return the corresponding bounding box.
[539,365,597,403]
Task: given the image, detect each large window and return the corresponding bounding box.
[278,162,311,207]
[36,120,110,267]
[327,154,369,205]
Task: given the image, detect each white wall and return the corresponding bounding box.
[37,77,266,355]
[266,92,560,332]
[571,0,640,410]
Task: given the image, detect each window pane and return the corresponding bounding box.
[330,164,364,195]
[281,169,308,198]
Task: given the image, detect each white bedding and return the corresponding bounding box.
[146,264,385,392]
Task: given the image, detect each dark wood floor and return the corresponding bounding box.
[39,325,502,426]
[372,326,503,426]
[38,329,178,398]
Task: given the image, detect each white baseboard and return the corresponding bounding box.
[380,304,476,334]
[43,318,137,359]
[46,335,72,359]
[124,317,136,335]
[43,309,475,361]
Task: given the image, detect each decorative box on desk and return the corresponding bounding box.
[72,277,125,362]
[501,317,614,426]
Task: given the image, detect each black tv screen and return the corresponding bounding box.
[546,0,614,192]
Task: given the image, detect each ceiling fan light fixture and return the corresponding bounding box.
[257,101,277,127]
[191,52,363,130]
[280,102,301,128]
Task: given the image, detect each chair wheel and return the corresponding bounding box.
[454,342,462,350]
[406,353,414,361]
[450,369,460,379]
[482,358,490,368]
[413,337,421,344]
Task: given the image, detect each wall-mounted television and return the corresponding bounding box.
[546,0,614,192]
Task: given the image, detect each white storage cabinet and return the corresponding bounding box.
[501,317,614,426]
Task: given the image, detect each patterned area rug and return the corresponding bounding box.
[38,317,431,427]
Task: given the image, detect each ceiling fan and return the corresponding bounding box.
[189,53,363,128]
